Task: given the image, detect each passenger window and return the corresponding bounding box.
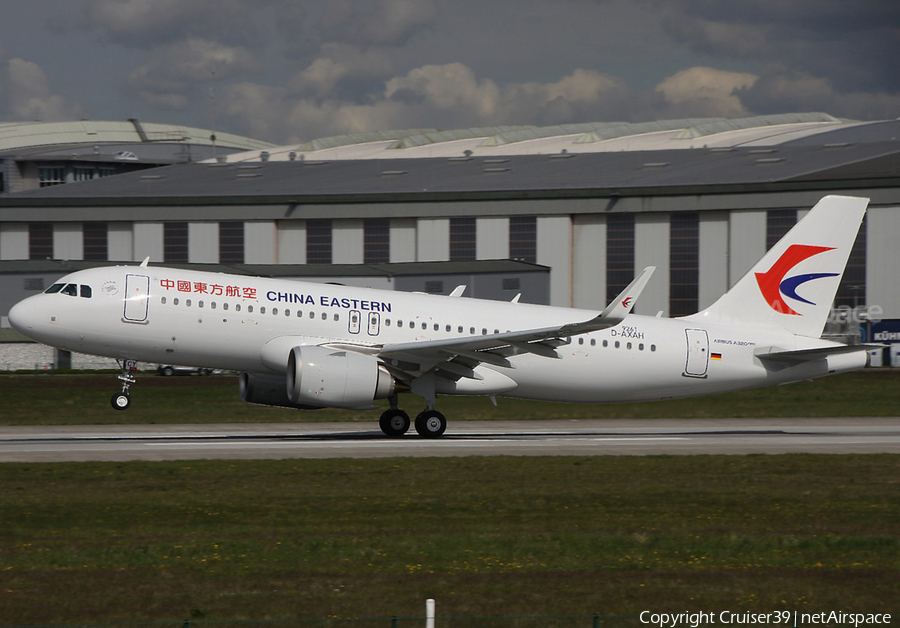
[272,308,278,315]
[61,284,78,297]
[321,313,327,320]
[286,310,291,317]
[80,285,92,298]
[309,312,315,319]
[615,341,620,348]
[45,283,65,294]
[223,303,228,311]
[627,342,632,350]
[651,344,657,352]
[199,301,204,309]
[470,327,475,334]
[211,302,216,310]
[186,299,192,307]
[458,326,463,333]
[260,306,266,314]
[578,338,584,345]
[235,304,241,312]
[590,339,596,346]
[161,297,167,304]
[247,305,253,312]
[174,298,180,306]
[603,340,608,347]
[409,321,415,328]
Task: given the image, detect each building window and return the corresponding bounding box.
[307,219,332,264]
[219,221,244,264]
[364,219,390,263]
[450,217,476,261]
[669,212,700,317]
[164,222,188,263]
[74,168,95,182]
[606,214,635,304]
[39,167,65,187]
[509,216,537,263]
[83,223,108,261]
[835,215,866,308]
[1,171,6,194]
[766,209,797,250]
[29,223,53,260]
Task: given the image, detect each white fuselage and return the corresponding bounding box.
[9,265,866,404]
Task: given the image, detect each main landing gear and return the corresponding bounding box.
[379,395,447,438]
[110,359,138,411]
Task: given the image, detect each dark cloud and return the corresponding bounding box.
[661,0,900,93]
[0,0,896,139]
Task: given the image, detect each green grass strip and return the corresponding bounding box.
[1,455,898,623]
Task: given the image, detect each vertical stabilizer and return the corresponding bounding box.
[690,195,868,338]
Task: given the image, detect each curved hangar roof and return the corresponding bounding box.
[0,119,274,155]
[213,112,873,163]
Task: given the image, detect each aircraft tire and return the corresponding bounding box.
[111,392,131,411]
[379,408,410,437]
[415,409,447,438]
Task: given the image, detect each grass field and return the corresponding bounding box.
[1,369,899,426]
[1,456,898,624]
[1,371,898,624]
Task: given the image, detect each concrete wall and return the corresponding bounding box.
[634,213,670,316]
[0,223,28,260]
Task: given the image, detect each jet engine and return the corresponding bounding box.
[286,345,395,409]
[239,372,323,410]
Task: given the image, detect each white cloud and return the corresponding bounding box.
[129,38,259,110]
[288,44,393,98]
[655,67,757,118]
[2,57,86,121]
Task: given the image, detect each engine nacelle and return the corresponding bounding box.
[239,372,323,410]
[286,345,395,409]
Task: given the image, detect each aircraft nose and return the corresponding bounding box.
[8,297,37,334]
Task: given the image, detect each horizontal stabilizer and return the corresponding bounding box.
[754,343,881,364]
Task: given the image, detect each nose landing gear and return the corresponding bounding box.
[110,359,138,411]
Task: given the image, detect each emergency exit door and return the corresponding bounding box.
[683,328,709,378]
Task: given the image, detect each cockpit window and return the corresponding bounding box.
[61,284,78,297]
[45,283,65,294]
[80,285,92,298]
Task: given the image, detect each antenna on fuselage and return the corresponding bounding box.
[140,257,150,268]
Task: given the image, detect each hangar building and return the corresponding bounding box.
[1,112,899,348]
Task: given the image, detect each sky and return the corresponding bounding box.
[0,0,898,145]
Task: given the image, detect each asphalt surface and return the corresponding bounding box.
[0,418,898,462]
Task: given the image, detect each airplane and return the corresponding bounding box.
[8,195,873,438]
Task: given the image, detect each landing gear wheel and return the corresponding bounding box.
[111,392,131,411]
[379,408,410,437]
[415,409,447,439]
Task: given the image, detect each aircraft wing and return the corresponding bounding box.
[376,267,655,380]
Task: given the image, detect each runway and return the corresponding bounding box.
[0,418,898,462]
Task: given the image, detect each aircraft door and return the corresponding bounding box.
[348,310,361,334]
[367,311,381,336]
[123,274,150,323]
[683,328,709,378]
